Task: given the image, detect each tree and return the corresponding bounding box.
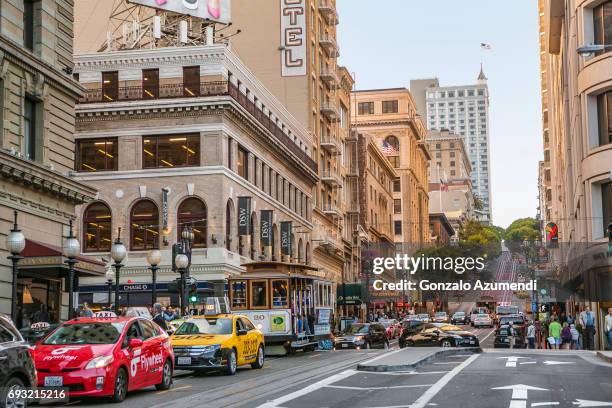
[503,217,540,253]
[458,220,502,259]
[473,194,484,211]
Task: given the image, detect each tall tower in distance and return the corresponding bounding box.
[411,66,492,224]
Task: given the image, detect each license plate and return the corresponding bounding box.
[341,343,348,348]
[470,340,475,344]
[44,376,63,387]
[504,338,509,343]
[177,357,192,365]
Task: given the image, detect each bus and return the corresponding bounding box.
[228,261,334,355]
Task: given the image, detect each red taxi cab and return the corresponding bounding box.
[32,312,173,402]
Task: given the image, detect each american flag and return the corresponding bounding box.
[480,43,492,50]
[380,140,396,156]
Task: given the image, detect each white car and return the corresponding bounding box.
[473,313,493,328]
[417,314,431,323]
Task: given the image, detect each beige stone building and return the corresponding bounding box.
[0,0,100,327]
[351,88,430,249]
[538,0,611,348]
[72,0,360,318]
[72,44,322,308]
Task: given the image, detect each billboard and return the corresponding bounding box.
[128,0,231,24]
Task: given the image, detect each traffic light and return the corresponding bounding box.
[188,282,198,304]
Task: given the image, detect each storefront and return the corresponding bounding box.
[16,239,105,329]
[336,283,365,323]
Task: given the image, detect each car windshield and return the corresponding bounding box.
[500,316,524,325]
[345,324,369,334]
[453,312,465,316]
[440,325,463,332]
[418,314,429,318]
[477,314,489,318]
[497,306,519,314]
[43,322,126,345]
[175,318,233,335]
[435,313,446,317]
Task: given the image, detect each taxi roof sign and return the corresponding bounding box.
[204,297,231,316]
[94,311,118,318]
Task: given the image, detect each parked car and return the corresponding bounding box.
[417,314,431,323]
[433,312,449,323]
[451,311,469,325]
[402,323,479,348]
[398,320,427,348]
[333,323,389,350]
[0,315,37,408]
[472,313,494,328]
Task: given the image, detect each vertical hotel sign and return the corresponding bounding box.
[280,0,306,76]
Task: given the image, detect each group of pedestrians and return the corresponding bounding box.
[523,306,601,350]
[152,303,181,332]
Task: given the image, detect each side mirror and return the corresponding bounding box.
[129,338,143,348]
[237,329,248,336]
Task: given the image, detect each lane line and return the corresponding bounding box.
[366,370,450,376]
[256,369,357,408]
[531,403,559,407]
[410,353,480,408]
[480,328,496,344]
[432,362,462,365]
[325,384,434,390]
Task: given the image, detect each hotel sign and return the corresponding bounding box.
[280,0,306,77]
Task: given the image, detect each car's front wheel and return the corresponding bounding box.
[3,376,27,408]
[111,367,128,403]
[155,359,172,390]
[224,349,237,375]
[251,345,265,369]
[440,339,453,348]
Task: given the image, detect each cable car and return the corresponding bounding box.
[229,261,334,355]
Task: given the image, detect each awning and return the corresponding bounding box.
[337,283,364,305]
[18,239,105,277]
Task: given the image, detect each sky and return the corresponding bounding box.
[337,0,542,228]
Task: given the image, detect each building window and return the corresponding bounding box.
[183,66,201,96]
[382,100,398,114]
[228,138,233,169]
[102,71,119,101]
[177,198,207,248]
[77,138,117,172]
[597,91,612,146]
[142,69,159,99]
[130,200,159,250]
[83,202,112,252]
[394,220,402,235]
[23,0,38,50]
[358,102,374,115]
[23,96,39,160]
[593,2,612,56]
[602,182,612,236]
[143,134,200,168]
[393,179,401,192]
[394,199,401,214]
[450,151,455,158]
[237,146,249,179]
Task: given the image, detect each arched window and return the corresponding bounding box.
[226,200,234,251]
[83,202,112,252]
[130,200,159,250]
[177,198,207,248]
[297,238,304,264]
[385,135,400,168]
[305,242,311,265]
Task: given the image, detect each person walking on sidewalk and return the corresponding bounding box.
[549,318,562,350]
[561,322,572,350]
[153,303,168,332]
[570,323,580,350]
[605,308,612,350]
[580,306,596,350]
[508,322,516,349]
[527,320,536,349]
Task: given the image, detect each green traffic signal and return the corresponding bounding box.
[189,295,198,303]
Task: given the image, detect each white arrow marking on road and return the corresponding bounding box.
[497,356,529,367]
[491,384,549,400]
[542,360,576,366]
[572,400,612,407]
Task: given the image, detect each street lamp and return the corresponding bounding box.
[110,228,127,315]
[105,266,114,309]
[63,220,80,319]
[6,211,26,323]
[175,253,189,314]
[146,249,162,305]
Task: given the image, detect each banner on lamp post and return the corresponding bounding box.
[260,210,273,246]
[280,221,292,256]
[238,197,252,236]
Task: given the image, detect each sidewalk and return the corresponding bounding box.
[357,347,481,372]
[596,351,612,363]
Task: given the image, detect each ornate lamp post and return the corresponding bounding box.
[63,220,81,319]
[105,266,114,309]
[110,228,127,315]
[146,249,162,305]
[6,211,26,323]
[174,253,189,314]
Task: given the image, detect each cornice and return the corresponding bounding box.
[0,149,97,204]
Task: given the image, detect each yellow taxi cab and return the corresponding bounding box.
[170,297,264,375]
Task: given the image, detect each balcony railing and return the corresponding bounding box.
[318,0,335,15]
[320,134,340,154]
[320,67,339,87]
[320,170,342,188]
[321,204,342,218]
[77,80,317,173]
[79,81,229,104]
[320,100,339,121]
[319,34,339,57]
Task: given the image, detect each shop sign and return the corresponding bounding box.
[260,210,273,246]
[161,188,169,231]
[238,197,252,235]
[121,284,150,292]
[280,221,292,255]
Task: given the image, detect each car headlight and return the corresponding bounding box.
[200,344,221,354]
[85,355,114,369]
[353,335,365,344]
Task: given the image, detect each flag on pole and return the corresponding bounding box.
[480,43,492,50]
[380,140,396,156]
